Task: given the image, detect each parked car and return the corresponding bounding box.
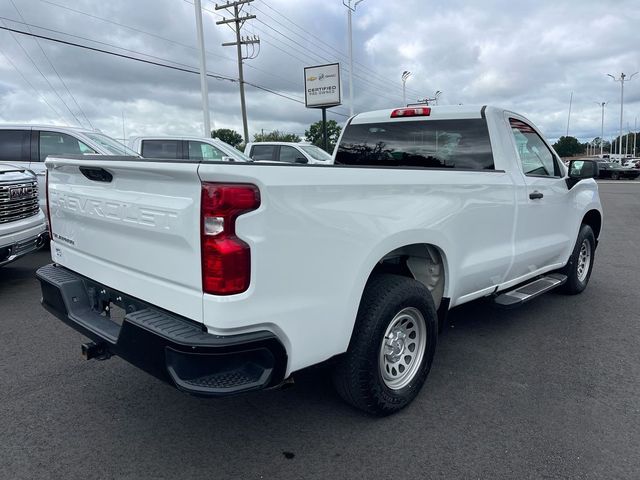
[128,136,252,162]
[596,161,640,180]
[0,125,137,216]
[244,142,332,164]
[0,164,46,267]
[38,105,602,415]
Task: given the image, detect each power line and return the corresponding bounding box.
[10,0,93,128]
[0,19,82,126]
[41,0,236,64]
[253,0,423,97]
[0,24,349,119]
[0,46,67,123]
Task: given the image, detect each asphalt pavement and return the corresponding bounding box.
[1,182,639,479]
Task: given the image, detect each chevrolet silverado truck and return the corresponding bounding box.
[36,105,602,415]
[0,164,46,267]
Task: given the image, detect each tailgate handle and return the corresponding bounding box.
[80,166,113,183]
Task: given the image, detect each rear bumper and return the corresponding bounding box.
[36,264,287,397]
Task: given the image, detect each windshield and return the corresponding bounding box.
[300,145,332,161]
[84,132,139,156]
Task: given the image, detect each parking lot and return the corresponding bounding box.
[0,181,638,480]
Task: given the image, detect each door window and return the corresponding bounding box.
[0,130,30,162]
[509,119,560,177]
[251,145,276,161]
[141,140,180,159]
[188,141,224,161]
[39,131,96,161]
[278,146,299,163]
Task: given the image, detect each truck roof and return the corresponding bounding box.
[351,105,490,124]
[0,124,96,134]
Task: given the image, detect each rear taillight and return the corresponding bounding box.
[201,183,260,295]
[390,107,431,118]
[45,169,52,239]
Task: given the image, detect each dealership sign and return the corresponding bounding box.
[304,63,341,108]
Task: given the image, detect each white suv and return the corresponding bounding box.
[0,125,137,215]
[244,142,332,164]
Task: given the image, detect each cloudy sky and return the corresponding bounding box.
[0,0,638,144]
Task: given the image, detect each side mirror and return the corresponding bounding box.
[567,159,598,188]
[294,157,308,164]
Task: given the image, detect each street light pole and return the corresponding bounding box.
[402,71,411,106]
[608,72,638,156]
[634,117,637,157]
[343,0,365,117]
[194,0,211,137]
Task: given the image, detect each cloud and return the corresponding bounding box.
[0,0,638,144]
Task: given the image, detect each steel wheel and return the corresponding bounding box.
[379,307,427,390]
[576,239,592,282]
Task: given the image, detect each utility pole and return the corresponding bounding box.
[608,72,638,156]
[566,91,573,137]
[194,0,211,137]
[343,0,365,117]
[216,0,259,143]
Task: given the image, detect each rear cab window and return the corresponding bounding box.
[251,145,276,161]
[334,118,495,169]
[141,140,181,159]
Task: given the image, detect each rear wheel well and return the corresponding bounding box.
[369,244,446,309]
[582,210,602,239]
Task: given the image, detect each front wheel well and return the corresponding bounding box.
[582,210,602,239]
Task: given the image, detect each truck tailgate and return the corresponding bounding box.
[46,157,204,323]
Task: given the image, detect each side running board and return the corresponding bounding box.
[494,273,567,308]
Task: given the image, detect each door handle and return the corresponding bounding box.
[35,172,46,177]
[529,191,544,200]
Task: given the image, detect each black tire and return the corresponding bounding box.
[559,224,596,294]
[611,172,620,180]
[332,274,438,416]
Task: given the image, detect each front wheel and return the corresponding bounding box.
[559,224,596,294]
[611,172,620,180]
[332,274,437,416]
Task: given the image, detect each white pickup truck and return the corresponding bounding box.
[37,105,602,415]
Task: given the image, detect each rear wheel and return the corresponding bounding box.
[611,171,620,180]
[332,274,437,416]
[559,224,595,294]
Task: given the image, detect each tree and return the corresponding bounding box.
[253,130,301,143]
[212,128,243,148]
[305,120,342,152]
[552,136,584,157]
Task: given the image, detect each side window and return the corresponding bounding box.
[188,141,224,161]
[251,145,276,161]
[141,140,180,159]
[509,119,560,177]
[278,146,299,163]
[39,131,96,161]
[0,130,30,162]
